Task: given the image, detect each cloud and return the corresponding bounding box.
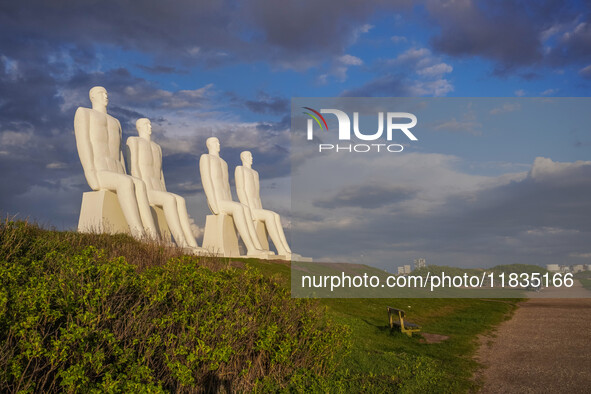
[426,0,591,72]
[123,84,214,110]
[244,1,404,66]
[46,162,67,169]
[489,103,521,115]
[528,157,591,183]
[0,0,410,71]
[314,183,417,209]
[343,47,454,97]
[416,63,453,77]
[514,89,526,97]
[0,130,33,146]
[341,74,412,96]
[579,64,591,79]
[546,20,591,66]
[432,105,482,134]
[292,154,591,268]
[318,54,365,84]
[540,88,557,96]
[241,92,289,115]
[339,54,363,66]
[352,24,374,42]
[135,64,187,75]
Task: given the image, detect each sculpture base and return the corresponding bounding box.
[202,214,240,257]
[77,190,171,242]
[292,254,313,262]
[78,190,129,234]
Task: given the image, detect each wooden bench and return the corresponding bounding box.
[387,307,421,337]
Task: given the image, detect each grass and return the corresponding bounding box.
[0,219,347,392]
[1,218,522,392]
[575,271,591,291]
[243,258,521,392]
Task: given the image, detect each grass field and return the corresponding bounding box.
[575,271,591,291]
[245,258,520,392]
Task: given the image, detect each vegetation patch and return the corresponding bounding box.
[1,219,522,392]
[0,220,348,392]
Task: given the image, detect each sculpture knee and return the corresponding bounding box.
[175,195,186,209]
[133,179,147,194]
[261,210,276,223]
[162,194,177,209]
[117,177,135,193]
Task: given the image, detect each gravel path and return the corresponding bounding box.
[476,282,591,393]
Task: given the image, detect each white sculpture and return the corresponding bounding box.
[74,86,158,239]
[199,137,272,257]
[126,118,202,251]
[235,151,293,259]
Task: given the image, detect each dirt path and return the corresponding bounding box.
[476,282,591,393]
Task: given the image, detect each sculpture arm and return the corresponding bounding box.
[73,108,100,190]
[125,137,142,179]
[253,171,263,210]
[235,166,249,207]
[117,120,127,174]
[199,155,220,214]
[159,145,167,191]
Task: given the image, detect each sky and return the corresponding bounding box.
[1,0,590,269]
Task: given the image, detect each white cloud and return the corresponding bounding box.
[540,88,557,96]
[514,89,526,96]
[409,78,453,96]
[321,54,363,83]
[391,48,430,65]
[388,48,454,96]
[416,63,453,77]
[46,162,67,169]
[352,24,373,42]
[0,130,32,146]
[489,103,521,115]
[1,55,20,80]
[391,35,407,44]
[579,64,591,79]
[339,54,363,66]
[528,157,591,182]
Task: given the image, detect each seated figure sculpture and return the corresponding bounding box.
[74,86,157,239]
[126,118,202,251]
[199,137,272,257]
[235,151,293,259]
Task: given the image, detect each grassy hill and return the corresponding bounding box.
[0,219,520,392]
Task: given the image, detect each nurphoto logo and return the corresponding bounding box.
[303,106,418,153]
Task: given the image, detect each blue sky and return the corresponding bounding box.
[1,0,590,268]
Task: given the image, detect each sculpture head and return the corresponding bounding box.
[206,137,220,155]
[89,86,108,109]
[136,118,152,139]
[240,151,253,167]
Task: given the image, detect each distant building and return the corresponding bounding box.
[397,266,405,275]
[586,264,591,272]
[546,264,560,273]
[414,258,426,270]
[404,265,412,274]
[572,264,585,273]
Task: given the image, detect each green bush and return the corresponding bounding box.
[0,220,349,392]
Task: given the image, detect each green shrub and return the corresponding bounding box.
[0,220,349,392]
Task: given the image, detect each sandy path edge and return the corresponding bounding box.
[474,283,591,393]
